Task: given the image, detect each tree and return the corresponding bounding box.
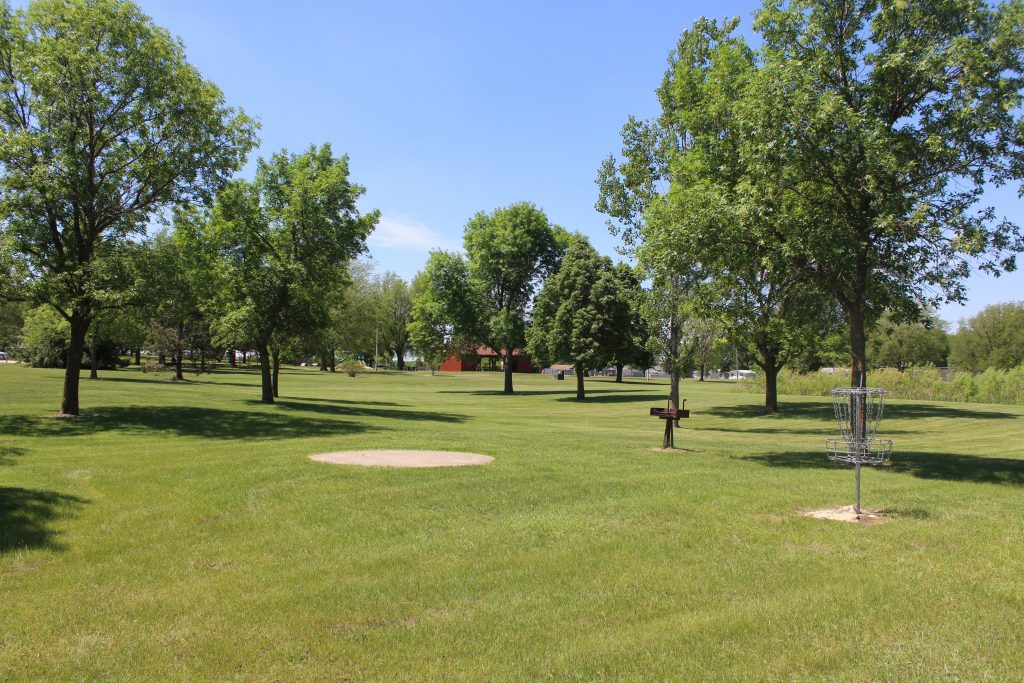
[0,299,20,350]
[703,268,835,412]
[334,260,379,367]
[408,266,468,375]
[201,144,377,403]
[607,263,653,382]
[144,224,218,381]
[422,203,561,394]
[528,236,630,400]
[949,302,1024,371]
[681,316,722,382]
[635,16,838,413]
[18,304,66,367]
[743,0,1024,388]
[639,271,697,422]
[0,0,256,415]
[373,272,413,369]
[596,19,726,417]
[868,312,950,371]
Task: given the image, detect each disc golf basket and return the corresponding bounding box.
[826,387,893,514]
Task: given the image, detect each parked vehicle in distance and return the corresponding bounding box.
[0,352,8,361]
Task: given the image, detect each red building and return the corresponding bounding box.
[440,346,533,373]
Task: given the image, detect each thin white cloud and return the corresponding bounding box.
[368,213,459,252]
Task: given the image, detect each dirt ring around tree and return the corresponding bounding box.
[309,450,494,468]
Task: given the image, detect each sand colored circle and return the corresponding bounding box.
[310,450,493,468]
[802,505,889,524]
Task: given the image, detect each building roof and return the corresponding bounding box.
[474,346,527,357]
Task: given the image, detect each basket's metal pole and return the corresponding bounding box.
[854,463,861,515]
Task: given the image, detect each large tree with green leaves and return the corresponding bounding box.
[420,202,562,394]
[0,0,256,415]
[743,0,1024,387]
[596,19,728,417]
[949,301,1024,371]
[868,311,950,371]
[607,263,653,382]
[636,16,835,413]
[408,265,469,375]
[373,271,414,370]
[528,236,631,400]
[200,144,378,403]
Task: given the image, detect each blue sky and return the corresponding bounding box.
[137,0,1022,326]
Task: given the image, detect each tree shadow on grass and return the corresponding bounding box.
[0,406,374,440]
[0,487,86,554]
[287,396,406,408]
[742,449,1024,486]
[270,400,466,423]
[0,446,26,466]
[554,392,671,404]
[708,402,1020,422]
[439,387,665,399]
[705,403,834,421]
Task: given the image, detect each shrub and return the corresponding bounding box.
[18,306,69,368]
[739,365,1024,406]
[339,359,361,377]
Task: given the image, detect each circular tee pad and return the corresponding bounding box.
[309,450,493,468]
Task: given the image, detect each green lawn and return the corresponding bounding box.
[2,364,1023,681]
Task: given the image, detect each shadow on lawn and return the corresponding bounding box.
[287,396,406,408]
[0,446,26,466]
[708,402,1019,422]
[0,406,375,440]
[743,449,1024,486]
[269,399,466,423]
[0,487,86,554]
[440,387,665,399]
[554,392,670,404]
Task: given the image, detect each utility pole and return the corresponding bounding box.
[374,329,379,371]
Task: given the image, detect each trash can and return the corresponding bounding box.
[556,371,564,380]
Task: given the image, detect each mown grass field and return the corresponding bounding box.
[1,364,1023,681]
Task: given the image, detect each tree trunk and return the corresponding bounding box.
[847,303,867,388]
[242,351,247,365]
[89,336,98,380]
[575,364,586,400]
[320,349,329,372]
[396,349,406,370]
[257,343,274,404]
[670,369,681,428]
[615,363,624,383]
[699,365,705,381]
[200,348,206,372]
[159,353,165,366]
[503,354,514,394]
[764,362,779,414]
[329,348,336,372]
[175,321,184,381]
[134,348,141,365]
[228,350,236,367]
[272,349,281,398]
[668,274,682,426]
[60,313,89,416]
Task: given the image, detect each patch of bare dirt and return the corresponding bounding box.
[309,450,493,468]
[802,505,892,524]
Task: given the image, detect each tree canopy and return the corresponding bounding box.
[0,0,256,414]
[198,144,378,403]
[949,302,1024,372]
[528,236,631,400]
[417,202,562,394]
